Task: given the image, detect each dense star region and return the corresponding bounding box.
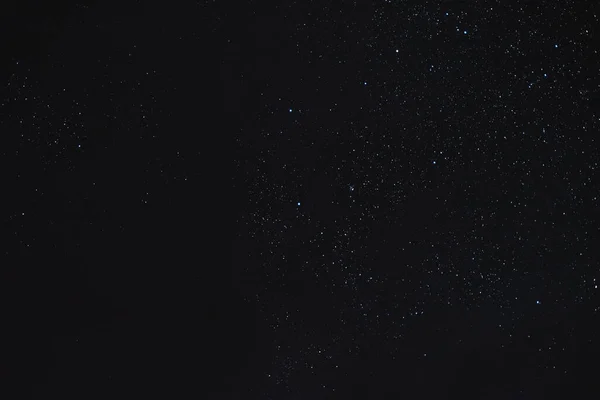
[232,1,600,398]
[2,0,600,399]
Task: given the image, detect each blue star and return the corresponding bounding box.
[463,30,468,35]
[554,44,558,48]
[289,108,292,113]
[297,202,301,206]
[536,300,541,304]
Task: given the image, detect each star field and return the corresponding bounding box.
[2,0,600,398]
[232,0,600,398]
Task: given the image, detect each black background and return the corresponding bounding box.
[3,1,600,399]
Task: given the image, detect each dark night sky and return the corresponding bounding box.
[3,0,600,399]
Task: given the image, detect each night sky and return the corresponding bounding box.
[3,1,600,399]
